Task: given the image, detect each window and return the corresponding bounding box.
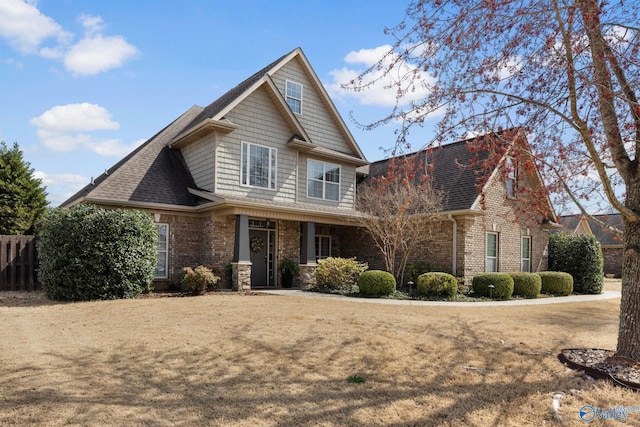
[286,80,303,114]
[505,156,516,198]
[155,224,169,279]
[486,232,498,272]
[521,236,531,272]
[241,142,276,190]
[307,160,340,201]
[315,235,331,261]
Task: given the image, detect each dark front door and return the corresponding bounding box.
[249,229,275,287]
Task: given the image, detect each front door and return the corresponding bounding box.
[249,229,275,287]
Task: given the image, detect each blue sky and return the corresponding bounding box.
[0,0,441,206]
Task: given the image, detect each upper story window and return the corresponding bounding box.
[241,141,276,190]
[155,223,169,279]
[307,160,340,201]
[505,156,516,198]
[286,80,303,114]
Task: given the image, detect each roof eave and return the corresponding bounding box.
[171,118,238,149]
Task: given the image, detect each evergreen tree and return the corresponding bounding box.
[0,142,48,234]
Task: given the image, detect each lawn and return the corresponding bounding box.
[0,280,635,426]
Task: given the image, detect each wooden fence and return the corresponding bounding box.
[0,235,38,291]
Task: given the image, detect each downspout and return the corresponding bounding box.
[448,214,457,276]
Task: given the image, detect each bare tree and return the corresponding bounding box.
[355,155,443,286]
[346,1,640,359]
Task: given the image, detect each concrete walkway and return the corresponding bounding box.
[256,289,621,307]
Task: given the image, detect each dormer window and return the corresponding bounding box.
[286,81,303,114]
[505,156,516,198]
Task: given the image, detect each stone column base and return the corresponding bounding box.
[232,262,252,291]
[298,263,317,288]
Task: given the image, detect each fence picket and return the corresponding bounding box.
[0,235,38,291]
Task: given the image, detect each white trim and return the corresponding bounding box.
[486,231,498,272]
[241,141,277,190]
[155,223,169,279]
[521,235,531,272]
[307,159,341,201]
[285,79,303,115]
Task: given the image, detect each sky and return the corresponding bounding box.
[0,0,442,206]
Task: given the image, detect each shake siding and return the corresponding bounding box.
[298,153,356,209]
[216,87,297,201]
[272,59,355,156]
[182,133,215,191]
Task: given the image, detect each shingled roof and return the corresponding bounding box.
[366,135,493,212]
[61,106,205,208]
[559,214,624,246]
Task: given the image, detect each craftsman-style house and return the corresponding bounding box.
[62,48,557,290]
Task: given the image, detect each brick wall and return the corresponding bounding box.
[603,246,622,277]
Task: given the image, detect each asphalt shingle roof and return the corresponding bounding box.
[559,214,624,246]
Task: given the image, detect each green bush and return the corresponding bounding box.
[38,205,157,301]
[471,273,514,299]
[509,273,542,299]
[549,233,603,294]
[416,272,458,298]
[538,271,574,296]
[405,261,444,284]
[308,257,368,293]
[358,270,396,296]
[182,265,220,295]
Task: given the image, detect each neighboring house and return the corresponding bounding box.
[559,214,623,277]
[345,129,559,280]
[62,47,368,290]
[62,49,558,290]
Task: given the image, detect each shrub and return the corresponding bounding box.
[416,272,458,298]
[405,261,444,284]
[538,271,574,296]
[182,265,220,295]
[358,270,396,296]
[549,233,603,294]
[509,273,542,299]
[38,205,157,301]
[472,273,514,299]
[308,257,368,293]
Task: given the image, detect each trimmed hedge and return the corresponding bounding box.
[38,205,157,301]
[549,233,603,294]
[308,257,368,293]
[405,261,445,284]
[472,273,514,299]
[358,270,396,296]
[538,271,574,296]
[416,272,458,298]
[509,273,542,299]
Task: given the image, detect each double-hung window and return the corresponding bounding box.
[307,160,340,201]
[486,232,498,272]
[286,81,303,114]
[521,236,531,272]
[505,156,516,198]
[155,223,169,279]
[241,142,276,190]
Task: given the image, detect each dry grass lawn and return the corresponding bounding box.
[0,280,635,426]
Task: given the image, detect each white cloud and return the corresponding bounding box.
[328,45,436,108]
[30,103,142,157]
[64,34,138,76]
[0,0,138,75]
[0,0,72,54]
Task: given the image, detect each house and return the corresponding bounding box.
[62,48,557,290]
[559,214,623,277]
[344,129,559,280]
[62,47,368,290]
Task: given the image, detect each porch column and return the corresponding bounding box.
[300,221,317,287]
[232,214,251,291]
